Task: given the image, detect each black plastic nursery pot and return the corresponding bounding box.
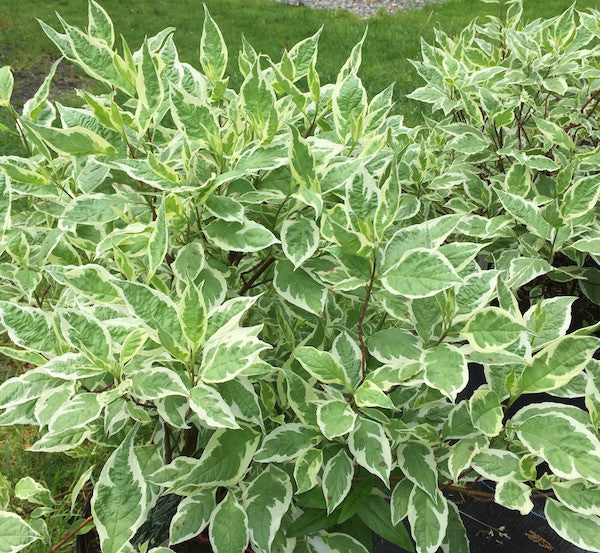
[75,490,590,553]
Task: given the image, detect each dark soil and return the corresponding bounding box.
[0,49,86,109]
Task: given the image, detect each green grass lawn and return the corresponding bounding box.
[2,0,598,124]
[0,0,598,548]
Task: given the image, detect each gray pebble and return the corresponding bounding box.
[274,0,444,17]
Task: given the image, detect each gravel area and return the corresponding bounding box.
[274,0,445,17]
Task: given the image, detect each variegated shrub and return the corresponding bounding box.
[0,2,599,552]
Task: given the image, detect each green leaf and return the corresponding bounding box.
[255,423,320,463]
[14,477,53,507]
[47,393,102,433]
[323,449,354,514]
[169,490,215,545]
[189,382,239,429]
[293,346,348,388]
[516,336,599,395]
[88,0,114,46]
[0,302,55,355]
[524,296,577,349]
[551,481,600,516]
[173,243,205,282]
[22,121,118,156]
[201,328,269,383]
[441,502,469,553]
[469,387,503,437]
[317,400,356,439]
[281,218,319,268]
[0,67,13,107]
[338,476,374,524]
[514,404,600,484]
[471,448,521,481]
[289,126,317,190]
[169,86,218,143]
[308,532,370,553]
[200,7,228,83]
[244,465,292,552]
[495,480,533,515]
[0,174,10,241]
[408,487,448,553]
[545,498,600,553]
[91,426,150,553]
[332,72,367,143]
[114,280,186,358]
[495,189,551,240]
[354,381,395,409]
[204,220,278,252]
[294,448,323,494]
[179,427,260,488]
[0,511,40,553]
[422,343,468,401]
[381,248,461,298]
[390,479,414,525]
[561,174,600,220]
[273,260,327,316]
[178,282,207,351]
[209,492,248,553]
[358,496,414,551]
[348,417,391,485]
[289,516,335,543]
[62,194,126,224]
[463,307,524,353]
[397,441,438,501]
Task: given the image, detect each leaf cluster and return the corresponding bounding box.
[0,1,599,552]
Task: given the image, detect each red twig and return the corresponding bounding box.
[48,516,93,553]
[358,253,377,379]
[581,88,600,114]
[239,257,275,295]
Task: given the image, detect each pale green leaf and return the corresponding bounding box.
[381,248,461,299]
[322,449,354,514]
[463,307,524,353]
[545,498,600,553]
[209,492,248,553]
[91,426,150,553]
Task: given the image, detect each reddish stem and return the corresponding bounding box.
[239,257,275,295]
[581,88,600,114]
[358,253,377,379]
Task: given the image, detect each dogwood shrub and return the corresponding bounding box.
[0,1,599,552]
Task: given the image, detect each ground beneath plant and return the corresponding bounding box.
[273,0,445,17]
[0,50,85,109]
